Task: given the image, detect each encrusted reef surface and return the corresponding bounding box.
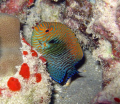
[0,0,120,104]
[87,0,120,103]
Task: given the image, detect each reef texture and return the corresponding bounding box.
[62,0,100,50]
[0,0,35,22]
[63,0,92,30]
[86,0,120,103]
[0,13,22,77]
[1,0,120,103]
[0,0,27,15]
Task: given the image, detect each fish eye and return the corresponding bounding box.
[45,29,49,32]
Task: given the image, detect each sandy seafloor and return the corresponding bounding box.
[50,50,102,104]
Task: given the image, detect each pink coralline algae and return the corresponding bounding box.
[63,0,99,49]
[91,0,120,59]
[93,23,120,59]
[88,0,120,103]
[63,0,92,30]
[0,0,33,15]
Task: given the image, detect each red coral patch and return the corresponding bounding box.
[114,98,120,103]
[7,77,21,91]
[39,56,46,63]
[19,63,30,79]
[27,0,34,7]
[35,73,42,83]
[31,50,38,57]
[22,37,31,47]
[23,51,28,55]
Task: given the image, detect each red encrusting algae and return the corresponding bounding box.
[40,97,44,103]
[31,49,38,57]
[39,56,47,63]
[22,51,28,55]
[35,73,42,83]
[0,88,5,95]
[27,0,35,7]
[19,63,30,79]
[22,37,32,48]
[114,98,120,103]
[7,77,21,91]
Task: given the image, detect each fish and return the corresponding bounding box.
[31,22,83,84]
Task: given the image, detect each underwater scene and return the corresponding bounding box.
[0,0,120,104]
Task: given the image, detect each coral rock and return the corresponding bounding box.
[87,0,120,103]
[64,0,92,30]
[0,0,27,15]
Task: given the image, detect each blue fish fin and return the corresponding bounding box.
[47,65,66,83]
